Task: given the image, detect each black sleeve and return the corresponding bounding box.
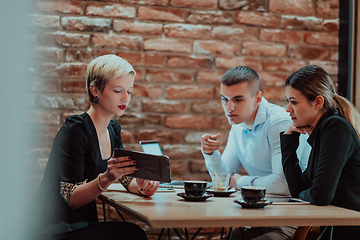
[56,117,89,183]
[299,118,352,205]
[280,131,311,197]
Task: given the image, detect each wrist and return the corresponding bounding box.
[98,173,113,190]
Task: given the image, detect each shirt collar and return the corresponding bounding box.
[253,97,268,128]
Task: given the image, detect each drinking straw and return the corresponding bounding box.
[214,171,224,188]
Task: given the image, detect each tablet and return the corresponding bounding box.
[139,140,163,156]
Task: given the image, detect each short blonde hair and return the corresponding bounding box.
[86,54,135,103]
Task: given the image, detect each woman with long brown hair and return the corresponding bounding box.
[280,65,360,239]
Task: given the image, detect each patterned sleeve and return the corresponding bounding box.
[60,180,87,206]
[119,176,133,191]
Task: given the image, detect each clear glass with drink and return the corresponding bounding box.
[210,172,230,191]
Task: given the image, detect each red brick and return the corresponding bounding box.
[309,60,338,75]
[323,19,339,31]
[32,46,63,61]
[141,99,189,113]
[167,56,212,69]
[135,129,182,143]
[38,95,87,110]
[36,1,83,14]
[31,79,58,93]
[146,69,193,83]
[116,52,164,67]
[138,6,187,22]
[118,0,168,5]
[127,100,140,110]
[213,116,231,130]
[93,33,143,50]
[288,45,330,60]
[281,16,323,31]
[214,84,221,98]
[118,113,162,128]
[269,0,313,16]
[258,72,288,87]
[39,31,90,47]
[132,68,142,81]
[316,0,339,19]
[62,111,86,122]
[62,81,86,93]
[236,11,280,28]
[197,70,225,84]
[260,29,302,44]
[169,160,188,175]
[194,40,240,55]
[61,17,111,32]
[113,20,162,35]
[85,3,135,18]
[330,49,338,61]
[192,100,223,114]
[164,24,211,39]
[164,115,211,129]
[29,110,60,125]
[189,159,208,173]
[262,58,306,72]
[262,87,286,100]
[41,62,87,78]
[187,10,233,24]
[132,84,162,98]
[36,125,59,143]
[65,48,113,62]
[28,14,59,28]
[215,56,261,70]
[242,42,286,57]
[163,144,204,159]
[166,85,213,99]
[212,26,258,41]
[184,131,228,144]
[219,0,267,11]
[144,39,192,53]
[170,0,217,9]
[120,130,132,143]
[330,75,338,87]
[304,31,338,46]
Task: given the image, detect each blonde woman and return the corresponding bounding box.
[281,65,360,239]
[30,55,159,240]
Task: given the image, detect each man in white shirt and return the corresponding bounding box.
[201,66,309,240]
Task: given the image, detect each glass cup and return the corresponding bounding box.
[210,172,230,192]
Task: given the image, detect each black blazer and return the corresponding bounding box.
[31,113,124,235]
[280,110,360,239]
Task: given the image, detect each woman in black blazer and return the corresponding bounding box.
[280,65,360,239]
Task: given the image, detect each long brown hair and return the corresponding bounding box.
[285,65,360,137]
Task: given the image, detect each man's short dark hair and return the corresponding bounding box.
[221,66,261,95]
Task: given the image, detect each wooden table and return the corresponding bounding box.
[98,185,360,229]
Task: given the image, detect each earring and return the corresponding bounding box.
[94,96,99,104]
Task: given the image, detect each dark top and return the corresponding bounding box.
[280,110,360,239]
[31,113,125,236]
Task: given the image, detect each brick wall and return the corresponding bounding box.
[27,0,339,239]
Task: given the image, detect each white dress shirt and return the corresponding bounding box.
[203,98,310,195]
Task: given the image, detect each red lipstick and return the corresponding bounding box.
[119,105,126,110]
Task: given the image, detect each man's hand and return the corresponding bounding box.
[200,133,222,155]
[229,174,241,189]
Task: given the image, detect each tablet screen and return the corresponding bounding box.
[140,141,163,155]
